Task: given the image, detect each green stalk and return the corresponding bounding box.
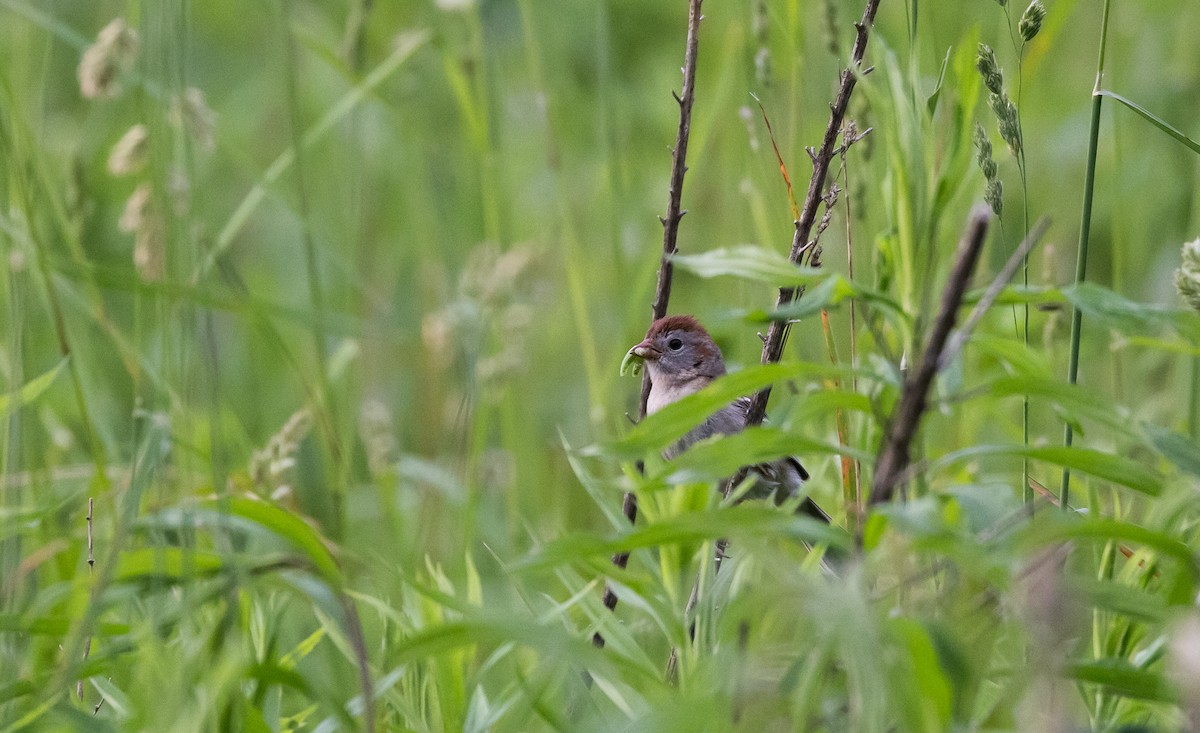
[280,0,344,535]
[1011,9,1032,506]
[1191,356,1200,440]
[1061,0,1112,510]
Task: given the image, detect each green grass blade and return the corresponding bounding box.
[1097,89,1200,155]
[0,356,66,417]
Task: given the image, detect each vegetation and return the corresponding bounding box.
[1,0,1199,730]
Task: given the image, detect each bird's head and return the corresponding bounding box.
[623,315,727,387]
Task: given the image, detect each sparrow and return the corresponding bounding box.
[626,314,831,525]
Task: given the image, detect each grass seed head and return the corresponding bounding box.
[78,18,139,99]
[1175,238,1200,311]
[1019,0,1047,42]
[169,87,217,152]
[107,124,149,176]
[119,184,165,281]
[985,179,1004,218]
[976,43,1004,96]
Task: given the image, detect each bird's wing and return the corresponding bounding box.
[731,396,810,481]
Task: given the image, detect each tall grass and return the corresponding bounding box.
[1,0,1199,730]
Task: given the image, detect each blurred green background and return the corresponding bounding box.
[2,0,1200,729]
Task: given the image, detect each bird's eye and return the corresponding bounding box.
[667,338,683,351]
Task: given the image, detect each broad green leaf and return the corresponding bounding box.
[745,275,910,326]
[671,246,824,285]
[746,274,849,321]
[562,434,631,529]
[202,497,341,583]
[1144,423,1200,478]
[1064,282,1200,338]
[888,618,953,732]
[658,426,870,486]
[969,333,1053,377]
[1071,576,1167,622]
[1066,659,1176,702]
[971,377,1133,433]
[1022,516,1198,578]
[382,616,662,689]
[608,363,801,458]
[519,505,849,571]
[934,444,1164,496]
[114,548,225,580]
[607,362,882,459]
[788,388,876,420]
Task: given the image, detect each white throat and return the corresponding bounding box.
[646,374,708,414]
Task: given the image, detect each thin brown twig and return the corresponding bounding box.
[77,497,95,703]
[869,206,992,506]
[596,0,704,651]
[743,0,882,430]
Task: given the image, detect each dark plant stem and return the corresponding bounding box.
[743,0,882,430]
[597,0,704,650]
[77,497,95,703]
[1062,0,1112,511]
[1016,32,1032,507]
[870,207,991,506]
[340,595,375,733]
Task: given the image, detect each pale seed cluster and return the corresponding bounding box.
[80,18,217,281]
[248,409,313,502]
[1175,238,1200,312]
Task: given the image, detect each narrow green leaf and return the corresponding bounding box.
[0,357,67,417]
[0,613,128,636]
[1064,282,1200,337]
[199,30,431,281]
[1144,423,1200,478]
[1097,89,1200,155]
[203,497,342,583]
[926,46,952,114]
[889,618,953,731]
[962,284,1067,308]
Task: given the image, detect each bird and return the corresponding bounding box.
[626,314,831,525]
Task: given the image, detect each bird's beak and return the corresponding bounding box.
[620,338,659,377]
[628,338,660,360]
